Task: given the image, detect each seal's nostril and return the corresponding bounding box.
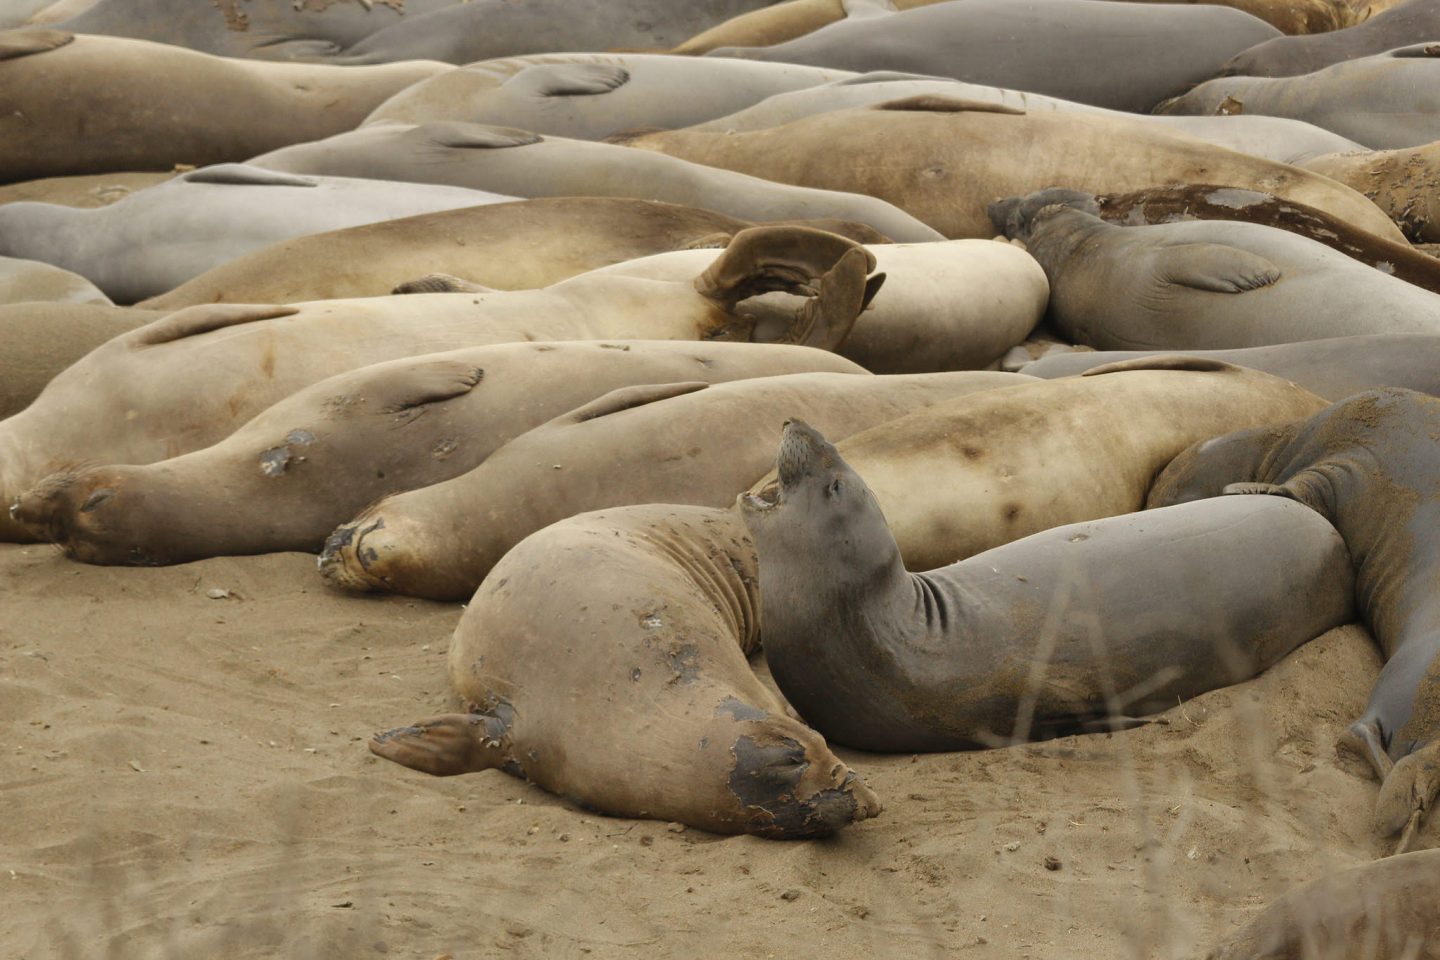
[8,499,20,521]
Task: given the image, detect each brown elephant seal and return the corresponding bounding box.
[0,171,172,208]
[369,503,882,838]
[0,226,877,543]
[318,370,1030,600]
[745,358,1326,572]
[0,31,447,183]
[9,341,864,565]
[1091,184,1440,296]
[991,190,1440,350]
[362,53,852,141]
[738,420,1355,752]
[0,256,108,305]
[1222,0,1440,77]
[1303,143,1440,244]
[1148,389,1440,848]
[1204,849,1440,959]
[615,98,1405,242]
[0,301,157,419]
[138,198,887,311]
[1021,336,1440,401]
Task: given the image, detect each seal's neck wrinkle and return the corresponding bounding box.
[646,513,760,652]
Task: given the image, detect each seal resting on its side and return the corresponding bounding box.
[368,503,883,839]
[739,420,1355,752]
[1148,389,1440,848]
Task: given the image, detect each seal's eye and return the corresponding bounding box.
[827,478,843,498]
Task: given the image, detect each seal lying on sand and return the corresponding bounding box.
[739,420,1355,752]
[992,190,1440,350]
[1148,389,1440,849]
[317,370,1030,599]
[0,226,877,543]
[1222,0,1440,77]
[8,341,864,564]
[369,503,883,839]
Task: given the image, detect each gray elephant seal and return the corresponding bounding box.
[738,420,1355,752]
[369,503,883,839]
[992,190,1440,350]
[1222,0,1440,77]
[1148,388,1440,849]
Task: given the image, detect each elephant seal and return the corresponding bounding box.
[9,341,864,565]
[326,0,780,65]
[49,0,461,59]
[0,256,108,305]
[705,0,1281,113]
[1204,849,1440,960]
[0,165,516,303]
[1148,389,1440,847]
[0,31,447,183]
[692,74,1365,165]
[0,226,877,543]
[0,301,157,419]
[1155,44,1440,150]
[318,370,1030,599]
[1091,184,1440,295]
[362,54,852,141]
[369,503,883,838]
[248,121,942,244]
[137,198,887,311]
[592,238,1050,373]
[1222,0,1440,77]
[991,190,1440,350]
[1303,143,1440,244]
[739,420,1355,752]
[747,359,1327,572]
[1021,336,1440,401]
[617,98,1405,242]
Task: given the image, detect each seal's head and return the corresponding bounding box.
[987,188,1101,246]
[10,465,167,565]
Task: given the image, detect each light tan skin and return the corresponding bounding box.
[0,171,173,208]
[9,341,863,565]
[1113,0,1355,34]
[0,302,157,419]
[748,358,1329,572]
[369,504,883,839]
[0,31,447,182]
[671,0,946,54]
[138,197,887,311]
[619,98,1405,242]
[0,225,878,543]
[318,370,1032,600]
[1304,143,1440,244]
[1205,849,1440,960]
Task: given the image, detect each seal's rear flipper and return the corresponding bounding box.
[842,0,898,19]
[786,250,878,350]
[1156,244,1281,293]
[502,62,630,98]
[369,714,505,776]
[1340,718,1394,780]
[0,28,73,61]
[392,273,495,295]
[133,303,300,347]
[695,225,875,306]
[1374,741,1440,852]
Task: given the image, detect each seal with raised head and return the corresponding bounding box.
[1148,388,1440,849]
[318,369,1031,600]
[737,420,1355,752]
[7,340,865,565]
[992,189,1440,350]
[368,503,883,839]
[1222,0,1440,77]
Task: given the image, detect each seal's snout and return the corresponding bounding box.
[775,419,832,492]
[989,188,1101,242]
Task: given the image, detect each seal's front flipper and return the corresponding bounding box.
[415,122,542,150]
[874,94,1025,116]
[180,165,319,188]
[1158,244,1281,293]
[1374,740,1440,851]
[842,0,898,19]
[375,360,484,415]
[1340,718,1395,780]
[1222,482,1294,497]
[503,62,631,98]
[369,714,504,776]
[784,250,878,350]
[0,27,73,61]
[563,381,710,424]
[133,303,300,347]
[392,272,495,295]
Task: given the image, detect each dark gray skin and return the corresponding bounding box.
[1021,336,1440,402]
[1147,388,1440,849]
[738,420,1356,753]
[707,0,1281,113]
[1156,43,1440,150]
[51,0,462,59]
[329,0,780,65]
[1222,0,1440,78]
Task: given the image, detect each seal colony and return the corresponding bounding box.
[4,1,1440,955]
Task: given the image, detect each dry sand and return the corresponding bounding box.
[1,543,1424,958]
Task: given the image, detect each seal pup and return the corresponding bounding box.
[1222,0,1440,77]
[368,503,883,839]
[0,165,517,303]
[738,420,1355,752]
[0,30,447,183]
[1304,143,1440,244]
[363,54,852,141]
[991,190,1440,350]
[703,0,1281,113]
[616,98,1405,242]
[318,370,1031,599]
[138,200,887,312]
[8,341,865,565]
[0,226,878,543]
[1155,44,1440,150]
[1149,389,1440,849]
